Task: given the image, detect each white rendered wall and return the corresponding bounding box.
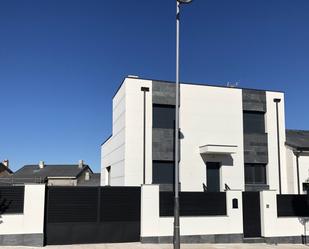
[298,153,309,193]
[260,190,308,237]
[180,84,244,191]
[124,78,153,186]
[101,82,126,186]
[141,185,243,238]
[286,147,309,194]
[0,184,45,235]
[285,146,297,194]
[265,92,287,193]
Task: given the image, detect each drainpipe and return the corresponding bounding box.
[294,151,302,195]
[141,87,149,185]
[274,98,282,194]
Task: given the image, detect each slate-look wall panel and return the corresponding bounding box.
[152,81,176,106]
[242,89,266,112]
[242,89,269,164]
[152,128,174,161]
[152,81,176,163]
[244,134,269,164]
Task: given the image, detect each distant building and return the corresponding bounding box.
[78,173,101,186]
[0,160,100,186]
[0,160,13,177]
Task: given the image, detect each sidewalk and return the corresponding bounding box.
[0,243,307,249]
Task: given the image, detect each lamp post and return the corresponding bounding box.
[174,1,192,249]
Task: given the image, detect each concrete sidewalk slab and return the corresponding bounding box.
[0,242,307,249]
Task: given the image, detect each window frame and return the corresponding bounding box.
[152,160,175,184]
[243,111,266,134]
[152,104,176,129]
[245,163,267,185]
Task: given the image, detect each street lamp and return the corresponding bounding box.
[174,1,192,249]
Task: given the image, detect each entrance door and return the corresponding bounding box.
[206,162,220,192]
[242,192,262,238]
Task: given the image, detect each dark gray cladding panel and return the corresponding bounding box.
[244,134,269,164]
[153,128,174,161]
[242,89,266,112]
[245,184,270,191]
[152,81,176,105]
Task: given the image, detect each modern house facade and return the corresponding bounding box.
[101,76,309,244]
[101,76,289,193]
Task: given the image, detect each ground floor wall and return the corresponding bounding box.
[0,184,308,246]
[141,185,309,244]
[141,185,243,243]
[260,190,309,243]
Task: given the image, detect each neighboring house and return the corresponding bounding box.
[0,160,95,186]
[0,160,13,177]
[286,129,309,194]
[78,172,101,186]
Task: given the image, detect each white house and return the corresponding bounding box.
[286,130,309,194]
[101,76,309,244]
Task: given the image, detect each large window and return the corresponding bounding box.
[245,164,267,185]
[153,104,175,129]
[243,111,265,134]
[152,161,174,184]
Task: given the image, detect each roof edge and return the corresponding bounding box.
[126,76,284,93]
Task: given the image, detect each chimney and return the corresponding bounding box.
[2,159,9,168]
[39,161,45,169]
[78,160,84,169]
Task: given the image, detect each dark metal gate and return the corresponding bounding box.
[44,186,141,245]
[242,192,261,238]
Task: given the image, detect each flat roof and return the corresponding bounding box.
[127,76,284,92]
[112,76,283,99]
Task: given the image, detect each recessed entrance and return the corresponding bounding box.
[206,162,221,192]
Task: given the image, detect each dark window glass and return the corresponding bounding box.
[245,164,266,184]
[153,104,175,129]
[206,162,221,192]
[243,111,265,134]
[152,161,174,184]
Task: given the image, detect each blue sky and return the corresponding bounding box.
[1,0,309,172]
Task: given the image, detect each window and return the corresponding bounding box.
[243,111,265,134]
[153,104,175,129]
[152,161,174,184]
[245,164,266,184]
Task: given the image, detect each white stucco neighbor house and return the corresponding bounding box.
[101,76,309,244]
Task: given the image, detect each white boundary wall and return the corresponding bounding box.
[141,185,243,238]
[0,184,45,235]
[0,184,45,246]
[260,190,309,238]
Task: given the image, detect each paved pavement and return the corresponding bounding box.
[0,243,307,249]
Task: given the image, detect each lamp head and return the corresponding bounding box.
[273,98,281,103]
[177,0,193,4]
